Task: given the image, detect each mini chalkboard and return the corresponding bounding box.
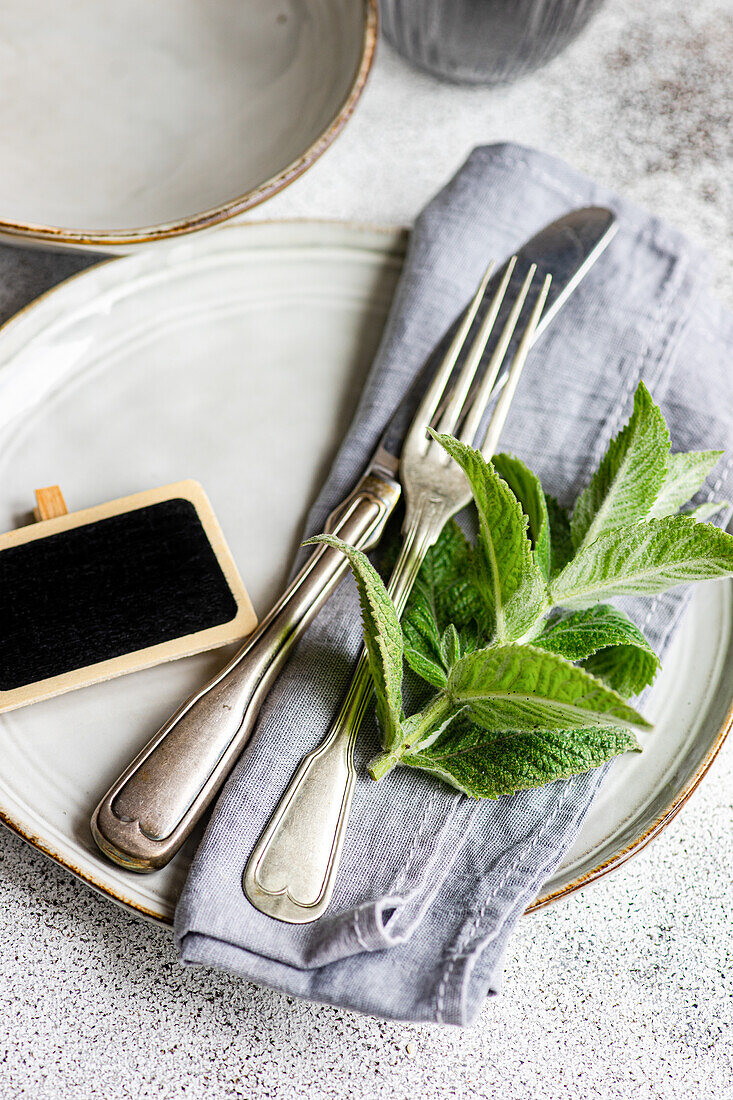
[0,481,256,713]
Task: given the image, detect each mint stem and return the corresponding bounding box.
[368,693,453,781]
[368,751,400,780]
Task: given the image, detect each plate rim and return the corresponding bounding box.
[0,215,730,927]
[0,1,378,248]
[528,695,733,912]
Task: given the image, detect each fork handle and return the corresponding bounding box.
[91,471,401,872]
[243,503,443,923]
[243,651,372,923]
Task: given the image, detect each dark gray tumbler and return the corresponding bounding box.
[380,0,607,85]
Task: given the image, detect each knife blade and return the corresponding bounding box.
[372,205,617,481]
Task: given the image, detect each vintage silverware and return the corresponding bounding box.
[92,464,401,871]
[243,261,552,923]
[92,207,617,874]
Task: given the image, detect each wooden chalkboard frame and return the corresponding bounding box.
[0,480,257,713]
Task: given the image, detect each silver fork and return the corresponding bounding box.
[244,261,552,923]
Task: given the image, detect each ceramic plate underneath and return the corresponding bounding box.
[0,221,729,924]
[0,1,375,247]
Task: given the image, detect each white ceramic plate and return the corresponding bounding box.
[0,1,376,248]
[0,221,730,924]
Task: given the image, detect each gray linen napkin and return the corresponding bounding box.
[175,144,733,1026]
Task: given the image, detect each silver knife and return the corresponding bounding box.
[91,206,617,873]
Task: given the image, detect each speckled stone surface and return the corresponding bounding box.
[1,0,732,1095]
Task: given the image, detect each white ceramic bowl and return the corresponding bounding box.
[0,0,376,249]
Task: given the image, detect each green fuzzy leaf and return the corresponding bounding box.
[535,604,659,697]
[403,645,447,690]
[440,624,461,669]
[535,604,654,661]
[447,644,650,733]
[570,382,670,549]
[401,594,441,682]
[415,521,485,635]
[552,515,733,609]
[305,535,403,750]
[648,450,723,519]
[582,646,658,699]
[401,521,485,687]
[546,495,575,577]
[433,432,547,642]
[402,718,641,799]
[493,452,551,580]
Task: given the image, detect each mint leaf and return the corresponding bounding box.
[535,604,654,660]
[648,450,723,519]
[401,521,485,687]
[401,579,442,683]
[426,522,486,633]
[552,515,733,609]
[440,624,461,669]
[403,645,447,690]
[447,644,650,733]
[535,605,659,697]
[582,646,658,699]
[493,452,551,579]
[403,717,640,799]
[546,495,574,577]
[433,433,547,642]
[570,382,670,549]
[305,535,403,750]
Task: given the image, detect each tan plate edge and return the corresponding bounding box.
[0,807,171,925]
[0,1,378,248]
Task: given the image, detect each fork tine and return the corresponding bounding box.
[434,256,517,437]
[480,272,552,458]
[458,263,537,446]
[407,262,494,450]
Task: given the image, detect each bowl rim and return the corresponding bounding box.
[0,0,378,248]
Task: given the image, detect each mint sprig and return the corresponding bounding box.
[315,381,732,799]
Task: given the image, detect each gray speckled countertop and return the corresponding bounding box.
[1,0,732,1096]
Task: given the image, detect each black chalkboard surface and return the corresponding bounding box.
[0,481,256,712]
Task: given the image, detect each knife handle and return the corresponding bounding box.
[91,472,401,872]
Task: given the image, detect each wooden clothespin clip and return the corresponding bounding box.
[34,485,69,522]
